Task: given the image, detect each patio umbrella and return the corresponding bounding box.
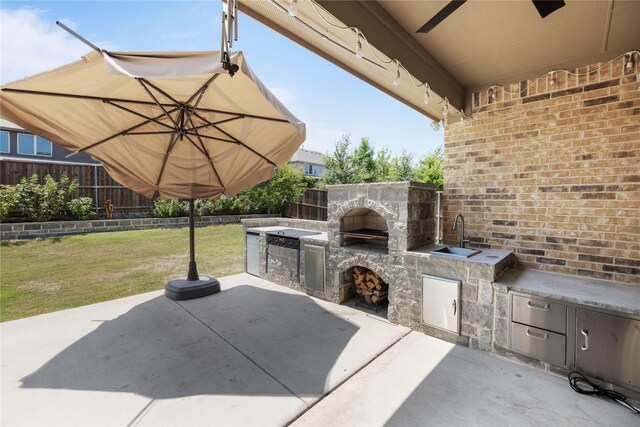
[0,47,305,300]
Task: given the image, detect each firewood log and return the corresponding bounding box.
[372,293,388,304]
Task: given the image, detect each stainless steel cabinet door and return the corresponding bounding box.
[246,233,260,277]
[304,245,325,292]
[422,275,460,334]
[576,308,640,388]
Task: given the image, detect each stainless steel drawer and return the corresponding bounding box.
[512,294,566,334]
[510,322,566,366]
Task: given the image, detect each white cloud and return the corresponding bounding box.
[0,8,89,84]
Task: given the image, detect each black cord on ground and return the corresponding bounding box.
[568,371,640,414]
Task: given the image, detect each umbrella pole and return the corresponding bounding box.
[164,199,220,300]
[187,198,200,281]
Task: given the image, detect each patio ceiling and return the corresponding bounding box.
[238,0,640,119]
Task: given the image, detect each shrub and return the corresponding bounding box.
[67,197,96,220]
[153,198,185,218]
[15,173,79,221]
[192,198,208,217]
[151,165,311,218]
[0,186,19,220]
[202,195,235,215]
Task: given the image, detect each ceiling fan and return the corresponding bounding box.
[416,0,566,34]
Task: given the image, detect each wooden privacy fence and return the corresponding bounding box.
[0,159,153,216]
[284,188,328,221]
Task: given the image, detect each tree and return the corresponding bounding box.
[374,149,394,182]
[391,150,414,181]
[243,164,307,214]
[321,135,356,185]
[413,146,444,190]
[352,137,377,182]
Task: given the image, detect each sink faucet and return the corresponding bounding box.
[452,214,470,248]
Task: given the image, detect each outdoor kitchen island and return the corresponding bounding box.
[243,182,514,353]
[243,181,639,401]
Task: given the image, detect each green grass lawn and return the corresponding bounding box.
[0,223,245,322]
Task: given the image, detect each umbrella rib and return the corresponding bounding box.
[139,78,180,105]
[186,115,244,132]
[182,82,211,130]
[183,132,226,192]
[195,113,278,164]
[178,75,221,158]
[172,108,210,157]
[125,131,176,136]
[155,133,180,188]
[196,107,289,123]
[69,107,179,156]
[184,132,235,144]
[209,122,277,167]
[136,79,179,128]
[187,117,226,191]
[185,74,220,106]
[104,101,175,131]
[192,111,276,166]
[1,88,173,107]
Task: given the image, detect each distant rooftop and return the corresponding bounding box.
[0,119,24,131]
[290,147,325,165]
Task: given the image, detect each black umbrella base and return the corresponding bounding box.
[165,276,221,301]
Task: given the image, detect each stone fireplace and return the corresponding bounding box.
[326,182,438,321]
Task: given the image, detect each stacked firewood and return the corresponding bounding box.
[352,267,388,304]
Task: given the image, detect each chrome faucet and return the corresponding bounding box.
[452,214,470,248]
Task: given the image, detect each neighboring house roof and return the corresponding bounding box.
[0,119,24,131]
[290,148,325,165]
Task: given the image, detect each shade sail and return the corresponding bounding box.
[0,51,306,199]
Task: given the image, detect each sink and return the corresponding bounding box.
[431,246,481,258]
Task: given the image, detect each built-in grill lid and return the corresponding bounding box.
[266,229,321,239]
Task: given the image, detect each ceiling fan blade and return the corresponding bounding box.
[532,0,566,18]
[416,0,467,34]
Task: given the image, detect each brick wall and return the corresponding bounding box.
[443,56,639,284]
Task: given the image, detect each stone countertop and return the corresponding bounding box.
[245,226,289,234]
[407,243,512,267]
[245,226,328,243]
[496,268,640,316]
[299,232,328,244]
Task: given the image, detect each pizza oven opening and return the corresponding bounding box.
[339,208,388,252]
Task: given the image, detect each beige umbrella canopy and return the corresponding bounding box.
[0,50,305,199]
[0,48,306,300]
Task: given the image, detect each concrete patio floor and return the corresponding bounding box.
[1,273,636,426]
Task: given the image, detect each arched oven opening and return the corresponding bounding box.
[339,208,388,253]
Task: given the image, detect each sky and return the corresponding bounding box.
[0,1,444,160]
